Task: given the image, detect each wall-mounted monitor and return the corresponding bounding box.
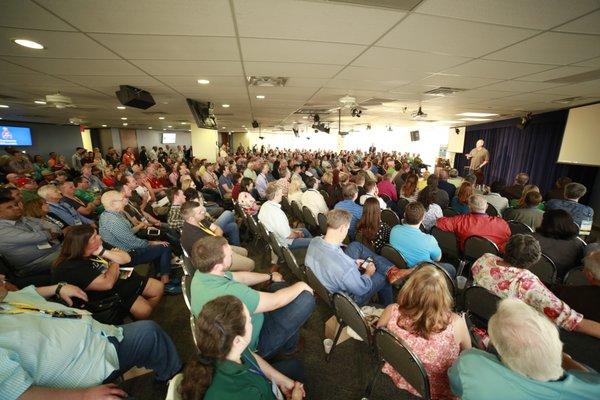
[186,98,217,129]
[162,133,176,144]
[0,126,32,146]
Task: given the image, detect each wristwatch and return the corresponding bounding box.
[55,282,67,297]
[267,272,273,282]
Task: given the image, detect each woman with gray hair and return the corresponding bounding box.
[472,234,600,340]
[449,298,600,399]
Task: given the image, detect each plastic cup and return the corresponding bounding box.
[323,338,333,354]
[457,276,467,290]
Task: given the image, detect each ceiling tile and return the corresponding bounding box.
[3,57,144,75]
[415,0,600,30]
[485,32,600,65]
[515,65,599,81]
[324,78,410,91]
[90,34,240,60]
[131,60,243,76]
[0,0,76,31]
[0,59,40,74]
[480,80,568,92]
[336,66,431,82]
[554,10,600,34]
[353,47,470,72]
[377,14,538,57]
[234,0,404,45]
[240,38,365,64]
[36,0,235,36]
[158,76,246,88]
[441,59,556,80]
[574,56,600,67]
[0,28,118,59]
[286,78,329,88]
[533,79,600,96]
[56,75,166,89]
[243,62,343,79]
[419,74,502,89]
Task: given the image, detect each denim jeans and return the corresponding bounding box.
[288,228,313,250]
[215,210,240,245]
[105,320,182,382]
[130,245,173,276]
[345,242,394,306]
[257,282,316,360]
[436,262,457,279]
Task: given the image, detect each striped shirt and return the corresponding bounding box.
[99,210,149,251]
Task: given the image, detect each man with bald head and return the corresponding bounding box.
[466,139,489,184]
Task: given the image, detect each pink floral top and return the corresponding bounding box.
[472,253,583,331]
[383,305,459,400]
[238,191,259,216]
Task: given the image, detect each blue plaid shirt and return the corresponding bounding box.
[99,210,149,251]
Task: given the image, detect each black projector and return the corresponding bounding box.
[116,85,155,109]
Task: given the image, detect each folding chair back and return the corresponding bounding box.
[563,266,587,286]
[508,220,533,236]
[302,206,318,229]
[280,196,292,216]
[320,189,330,201]
[380,244,409,269]
[282,247,306,281]
[306,266,332,308]
[431,226,460,261]
[529,254,557,285]
[414,261,456,293]
[189,315,201,352]
[333,292,373,344]
[464,286,501,328]
[381,209,400,227]
[318,212,328,236]
[182,274,192,312]
[380,194,392,204]
[464,235,499,261]
[291,201,304,224]
[268,230,284,262]
[485,203,499,217]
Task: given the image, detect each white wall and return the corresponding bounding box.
[191,127,218,162]
[136,129,192,149]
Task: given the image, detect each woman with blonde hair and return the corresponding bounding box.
[451,182,474,214]
[377,264,471,399]
[511,184,544,210]
[400,173,419,202]
[287,178,304,207]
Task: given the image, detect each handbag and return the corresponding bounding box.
[85,293,127,325]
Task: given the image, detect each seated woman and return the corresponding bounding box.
[417,187,443,232]
[509,184,544,210]
[231,172,243,201]
[180,295,305,400]
[52,225,164,321]
[102,166,117,187]
[450,182,473,214]
[377,265,471,400]
[400,173,419,202]
[22,197,64,241]
[449,298,600,400]
[356,197,391,253]
[287,179,304,208]
[238,177,260,216]
[472,234,600,340]
[533,209,585,280]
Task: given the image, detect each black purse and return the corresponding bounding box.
[84,294,127,325]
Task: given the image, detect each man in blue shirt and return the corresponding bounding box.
[389,202,456,277]
[334,183,363,240]
[305,209,396,306]
[546,182,594,227]
[38,184,94,227]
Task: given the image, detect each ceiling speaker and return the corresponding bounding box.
[116,85,155,110]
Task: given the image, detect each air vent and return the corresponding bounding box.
[247,76,288,87]
[324,0,423,11]
[294,107,332,115]
[545,68,600,84]
[360,97,397,106]
[424,87,466,96]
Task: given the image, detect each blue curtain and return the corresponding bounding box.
[454,109,597,205]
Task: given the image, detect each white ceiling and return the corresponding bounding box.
[0,0,599,133]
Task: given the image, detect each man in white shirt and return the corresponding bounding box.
[258,182,312,250]
[255,162,270,200]
[301,177,329,217]
[483,181,509,215]
[359,181,387,209]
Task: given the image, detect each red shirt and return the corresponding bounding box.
[435,213,511,252]
[377,180,398,201]
[147,176,163,189]
[122,152,135,166]
[232,183,241,201]
[102,176,116,187]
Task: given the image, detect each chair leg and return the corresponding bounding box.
[363,363,381,400]
[326,322,344,362]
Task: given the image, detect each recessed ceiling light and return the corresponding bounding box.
[0,105,9,108]
[163,128,166,131]
[241,125,246,128]
[148,126,153,129]
[13,39,44,50]
[117,106,126,110]
[167,125,172,128]
[459,118,492,122]
[0,117,3,120]
[222,127,226,129]
[222,104,230,108]
[457,112,498,117]
[256,95,265,99]
[121,117,127,120]
[180,122,188,125]
[302,116,308,119]
[158,116,165,120]
[34,100,46,105]
[101,124,107,127]
[122,122,128,126]
[197,79,210,85]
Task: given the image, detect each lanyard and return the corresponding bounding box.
[242,353,284,400]
[0,302,83,318]
[199,223,215,236]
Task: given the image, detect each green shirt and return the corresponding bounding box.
[75,189,104,214]
[191,271,263,350]
[204,349,275,400]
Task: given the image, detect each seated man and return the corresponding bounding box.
[447,168,463,188]
[59,180,100,219]
[436,194,511,252]
[38,184,94,227]
[437,169,456,200]
[166,187,186,230]
[305,209,399,306]
[301,177,329,217]
[334,183,363,239]
[74,176,104,215]
[389,202,456,277]
[180,201,254,271]
[501,172,529,200]
[546,182,594,227]
[376,172,398,203]
[0,277,181,400]
[545,176,571,201]
[0,191,60,276]
[99,191,180,294]
[449,298,600,400]
[81,164,107,192]
[359,181,387,209]
[190,236,315,359]
[482,181,509,214]
[472,234,600,340]
[258,182,312,250]
[503,190,544,230]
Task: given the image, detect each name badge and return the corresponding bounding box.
[37,243,52,250]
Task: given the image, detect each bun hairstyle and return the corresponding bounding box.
[180,295,246,400]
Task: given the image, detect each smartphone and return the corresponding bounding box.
[147,227,160,236]
[359,256,374,271]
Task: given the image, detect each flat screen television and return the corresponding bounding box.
[186,98,217,129]
[162,133,176,144]
[0,126,32,146]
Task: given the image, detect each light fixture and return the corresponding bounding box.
[34,100,46,105]
[148,126,153,129]
[180,122,187,125]
[0,105,9,108]
[120,117,127,120]
[13,39,44,50]
[101,124,107,127]
[457,112,498,117]
[197,79,210,85]
[241,125,246,128]
[256,95,265,99]
[117,106,126,110]
[163,128,166,131]
[222,104,230,108]
[459,118,492,122]
[221,127,226,129]
[158,116,165,120]
[122,122,128,126]
[302,116,308,119]
[167,125,172,128]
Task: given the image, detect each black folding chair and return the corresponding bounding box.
[366,328,431,400]
[291,201,304,226]
[462,236,500,277]
[318,212,328,236]
[189,315,201,353]
[395,198,409,219]
[485,203,499,217]
[380,244,409,269]
[328,292,375,362]
[431,226,461,262]
[256,221,272,252]
[464,286,501,329]
[508,220,533,236]
[0,253,51,288]
[181,274,192,312]
[268,231,285,263]
[305,266,333,308]
[319,189,330,202]
[302,206,319,233]
[246,214,260,246]
[282,246,306,282]
[414,261,456,294]
[280,196,292,217]
[529,254,557,285]
[381,209,400,227]
[380,194,392,204]
[563,266,587,286]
